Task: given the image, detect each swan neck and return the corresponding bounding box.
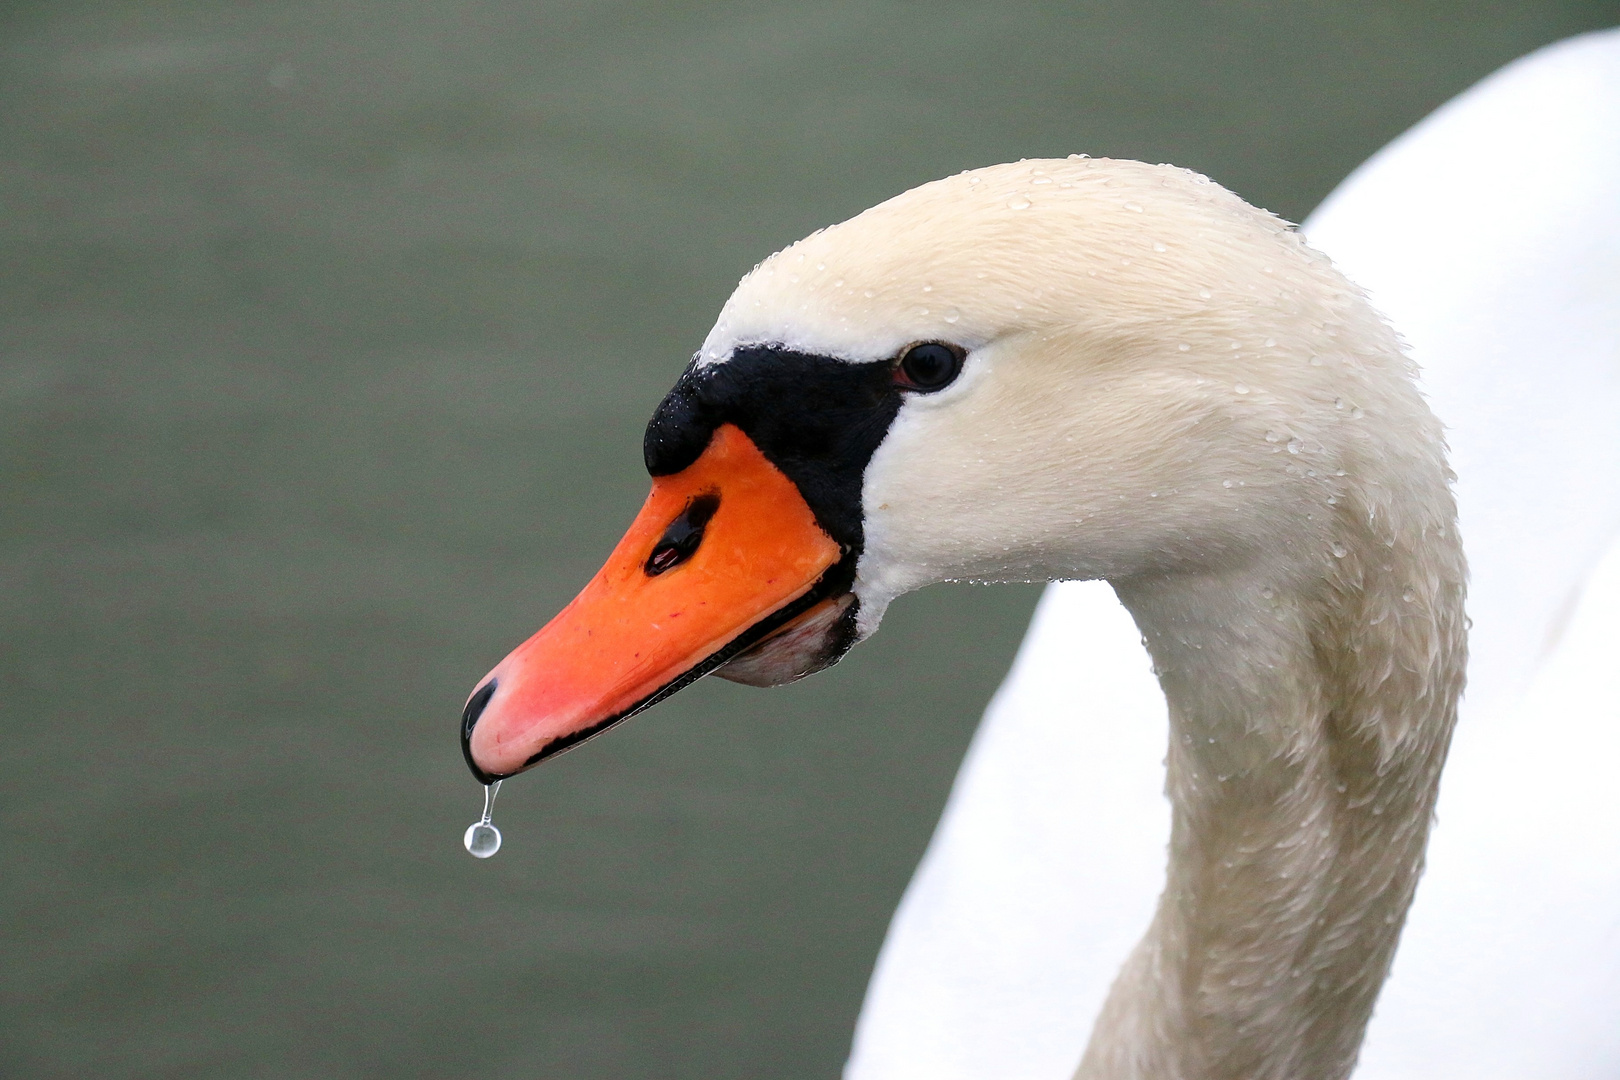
[1078,552,1463,1080]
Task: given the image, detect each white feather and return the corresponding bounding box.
[845,27,1620,1080]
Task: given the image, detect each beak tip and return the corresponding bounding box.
[460,679,505,784]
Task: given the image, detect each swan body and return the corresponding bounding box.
[465,100,1472,1080]
[847,28,1620,1080]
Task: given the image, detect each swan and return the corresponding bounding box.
[847,28,1620,1080]
[462,149,1471,1078]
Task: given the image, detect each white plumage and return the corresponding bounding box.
[846,28,1620,1080]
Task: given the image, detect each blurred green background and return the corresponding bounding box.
[2,2,1615,1077]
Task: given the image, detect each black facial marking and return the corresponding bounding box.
[643,347,905,551]
[645,493,720,576]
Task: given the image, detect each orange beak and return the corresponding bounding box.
[462,424,847,780]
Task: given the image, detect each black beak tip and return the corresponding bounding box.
[459,680,502,785]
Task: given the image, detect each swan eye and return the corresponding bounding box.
[895,342,965,392]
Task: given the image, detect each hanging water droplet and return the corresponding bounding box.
[1198,289,1212,299]
[1177,343,1190,352]
[1153,242,1167,252]
[1265,430,1283,443]
[1032,177,1052,185]
[1332,542,1348,559]
[1124,201,1144,213]
[464,780,503,859]
[1351,407,1366,419]
[1234,382,1251,394]
[1007,196,1032,210]
[1222,479,1235,488]
[1402,587,1417,603]
[943,306,961,323]
[1286,438,1302,454]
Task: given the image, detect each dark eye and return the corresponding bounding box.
[895,342,965,392]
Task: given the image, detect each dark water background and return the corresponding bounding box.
[3,2,1615,1077]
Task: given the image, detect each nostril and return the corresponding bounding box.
[645,492,720,576]
[462,680,497,739]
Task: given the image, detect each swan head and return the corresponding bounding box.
[462,157,1449,781]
